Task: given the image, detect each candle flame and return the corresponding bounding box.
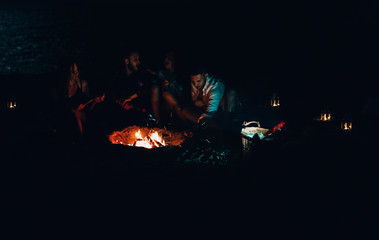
[320,113,331,121]
[8,101,16,109]
[271,99,280,107]
[342,122,352,131]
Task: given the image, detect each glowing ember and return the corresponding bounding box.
[134,140,153,149]
[108,125,185,149]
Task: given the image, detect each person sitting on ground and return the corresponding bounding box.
[105,48,154,127]
[167,66,239,131]
[52,61,104,143]
[151,50,185,125]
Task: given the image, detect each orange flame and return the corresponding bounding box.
[150,131,165,146]
[130,130,166,148]
[109,126,185,149]
[134,140,153,149]
[135,129,143,139]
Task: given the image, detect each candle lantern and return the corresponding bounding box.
[6,100,17,110]
[320,107,332,121]
[270,93,280,107]
[341,118,353,131]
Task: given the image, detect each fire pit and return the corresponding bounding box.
[105,126,189,174]
[108,125,186,149]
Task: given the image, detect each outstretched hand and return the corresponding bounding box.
[119,93,138,110]
[115,97,134,110]
[121,98,134,110]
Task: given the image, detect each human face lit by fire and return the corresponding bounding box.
[163,52,175,71]
[70,63,79,80]
[125,52,141,72]
[190,73,207,90]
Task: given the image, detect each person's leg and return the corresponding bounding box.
[72,109,87,135]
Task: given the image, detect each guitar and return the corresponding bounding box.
[76,94,105,111]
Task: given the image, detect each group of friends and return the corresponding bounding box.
[52,48,240,144]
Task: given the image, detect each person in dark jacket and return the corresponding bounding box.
[99,49,154,129]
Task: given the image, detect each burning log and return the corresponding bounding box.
[144,135,162,148]
[145,136,155,147]
[132,140,139,147]
[108,125,185,149]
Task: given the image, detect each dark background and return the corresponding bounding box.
[1,0,378,116]
[2,1,378,231]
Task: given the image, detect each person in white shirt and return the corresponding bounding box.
[168,66,238,130]
[189,70,226,126]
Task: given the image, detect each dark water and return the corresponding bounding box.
[0,4,84,74]
[1,2,248,75]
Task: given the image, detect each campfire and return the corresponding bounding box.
[108,125,186,149]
